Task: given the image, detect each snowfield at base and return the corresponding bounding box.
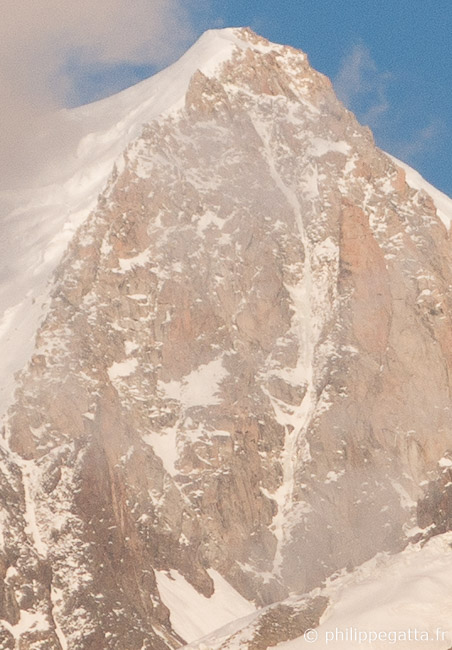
[155,568,255,643]
[273,532,452,649]
[185,533,452,649]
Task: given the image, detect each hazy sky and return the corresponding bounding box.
[1,0,450,195]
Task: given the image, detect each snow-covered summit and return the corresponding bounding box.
[73,28,254,127]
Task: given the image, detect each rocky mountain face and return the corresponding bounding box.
[0,27,452,649]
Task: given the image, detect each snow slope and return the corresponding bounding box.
[274,532,452,650]
[185,533,452,649]
[388,154,452,229]
[156,569,255,643]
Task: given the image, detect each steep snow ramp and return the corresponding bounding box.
[156,569,255,643]
[387,153,452,229]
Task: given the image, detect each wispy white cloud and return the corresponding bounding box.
[334,42,391,127]
[0,0,198,189]
[391,119,443,161]
[334,42,444,166]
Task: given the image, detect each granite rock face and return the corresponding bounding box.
[1,28,452,648]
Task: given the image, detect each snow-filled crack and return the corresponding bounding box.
[21,459,47,558]
[252,114,318,574]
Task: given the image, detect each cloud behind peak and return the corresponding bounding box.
[0,0,196,189]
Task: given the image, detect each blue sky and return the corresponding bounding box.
[77,1,450,196]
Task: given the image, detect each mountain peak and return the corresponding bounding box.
[73,26,307,128]
[1,27,452,649]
